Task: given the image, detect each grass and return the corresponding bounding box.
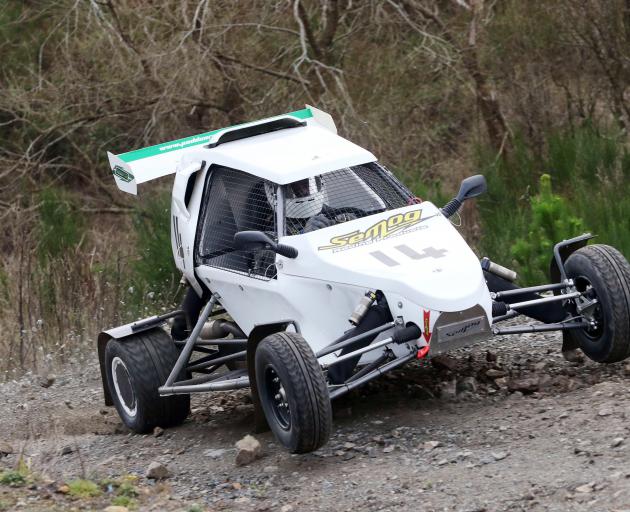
[477,121,630,285]
[67,479,102,498]
[112,495,137,508]
[0,470,26,487]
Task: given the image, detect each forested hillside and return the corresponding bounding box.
[1,0,629,377]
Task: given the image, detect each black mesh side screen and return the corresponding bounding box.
[196,166,277,280]
[284,162,412,235]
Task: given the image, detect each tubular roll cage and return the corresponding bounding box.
[157,234,595,400]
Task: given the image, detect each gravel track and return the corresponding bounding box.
[1,329,630,511]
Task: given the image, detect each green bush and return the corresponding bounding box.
[67,479,101,498]
[510,174,584,283]
[0,470,26,487]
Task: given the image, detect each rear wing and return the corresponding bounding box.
[108,105,336,194]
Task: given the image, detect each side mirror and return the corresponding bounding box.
[441,174,487,218]
[233,231,298,259]
[455,174,487,202]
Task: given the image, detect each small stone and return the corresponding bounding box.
[598,408,613,417]
[153,427,164,438]
[562,349,584,363]
[439,379,457,400]
[431,355,458,371]
[204,448,227,459]
[494,377,509,390]
[263,465,279,473]
[575,482,594,493]
[104,506,129,512]
[508,377,539,393]
[64,400,74,410]
[280,505,294,512]
[39,374,55,388]
[235,435,262,466]
[60,445,73,456]
[437,458,448,466]
[491,451,509,461]
[56,484,70,494]
[457,376,477,394]
[486,350,497,362]
[422,440,441,452]
[0,442,14,456]
[234,497,250,504]
[343,442,356,450]
[486,369,506,379]
[611,437,624,448]
[383,445,395,453]
[146,461,170,480]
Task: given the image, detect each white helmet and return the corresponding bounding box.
[266,177,326,219]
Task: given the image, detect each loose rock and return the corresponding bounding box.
[457,376,477,394]
[0,441,13,456]
[508,377,539,393]
[491,451,509,461]
[611,437,624,448]
[439,379,457,400]
[575,482,594,493]
[38,374,55,388]
[431,355,458,371]
[422,440,441,452]
[235,435,262,466]
[153,426,164,438]
[146,461,170,480]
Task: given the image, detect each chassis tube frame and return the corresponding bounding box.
[315,322,395,358]
[492,281,574,300]
[160,293,219,394]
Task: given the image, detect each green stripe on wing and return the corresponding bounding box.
[119,108,313,163]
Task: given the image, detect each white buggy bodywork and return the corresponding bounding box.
[98,105,630,453]
[106,106,492,364]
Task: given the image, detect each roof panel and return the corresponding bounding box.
[205,124,376,184]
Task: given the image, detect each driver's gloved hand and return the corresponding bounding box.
[303,214,334,233]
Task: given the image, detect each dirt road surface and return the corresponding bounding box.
[1,329,630,511]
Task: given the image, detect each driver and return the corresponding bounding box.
[266,176,352,235]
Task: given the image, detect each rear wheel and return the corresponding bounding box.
[564,245,630,363]
[255,332,332,453]
[105,328,190,433]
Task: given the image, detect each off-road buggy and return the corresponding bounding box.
[98,106,630,453]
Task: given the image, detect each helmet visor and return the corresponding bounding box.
[286,177,323,199]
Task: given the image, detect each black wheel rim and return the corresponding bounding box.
[112,357,137,417]
[574,275,604,340]
[264,366,291,430]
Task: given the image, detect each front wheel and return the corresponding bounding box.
[564,245,630,363]
[255,332,332,453]
[105,328,190,433]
